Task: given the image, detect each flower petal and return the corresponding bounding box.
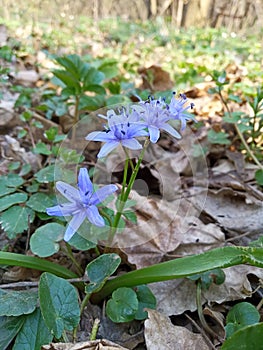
[121,138,143,150]
[78,168,93,199]
[56,181,80,202]
[64,210,86,242]
[46,203,78,217]
[91,184,118,205]
[148,125,160,143]
[86,131,115,142]
[97,141,120,158]
[161,123,181,139]
[86,205,105,227]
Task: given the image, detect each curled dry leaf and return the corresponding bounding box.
[138,64,174,92]
[144,309,209,350]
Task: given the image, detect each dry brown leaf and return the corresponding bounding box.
[200,188,263,244]
[41,339,129,350]
[138,65,174,92]
[12,70,39,86]
[149,264,263,316]
[118,190,225,267]
[144,309,209,350]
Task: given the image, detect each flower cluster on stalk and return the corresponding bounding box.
[86,92,195,157]
[46,93,194,241]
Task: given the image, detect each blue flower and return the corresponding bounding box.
[86,108,148,158]
[46,168,118,241]
[134,97,181,143]
[168,93,195,130]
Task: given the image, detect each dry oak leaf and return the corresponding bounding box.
[138,65,174,92]
[144,309,209,350]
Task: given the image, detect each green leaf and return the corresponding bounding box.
[33,142,52,155]
[44,127,58,141]
[207,129,231,145]
[223,111,244,123]
[34,165,55,183]
[13,308,53,350]
[5,173,25,187]
[83,67,104,87]
[39,272,80,339]
[20,163,31,176]
[85,254,121,295]
[225,302,260,338]
[0,316,26,350]
[0,290,38,316]
[0,205,35,238]
[123,210,137,224]
[249,236,263,248]
[0,193,27,211]
[222,323,263,350]
[255,169,263,186]
[0,180,16,198]
[84,84,106,95]
[188,268,225,290]
[8,162,20,171]
[135,285,156,320]
[30,223,65,257]
[68,232,97,251]
[106,287,138,323]
[26,193,55,213]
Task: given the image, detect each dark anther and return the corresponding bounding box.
[190,103,195,109]
[121,130,126,135]
[127,122,130,127]
[85,191,89,196]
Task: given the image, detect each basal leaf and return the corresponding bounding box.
[39,272,80,339]
[106,287,138,323]
[13,308,52,350]
[34,165,56,183]
[0,193,27,211]
[135,285,156,320]
[225,302,260,338]
[26,193,55,213]
[0,290,38,316]
[222,323,263,350]
[0,315,26,350]
[85,254,121,295]
[207,129,231,145]
[30,223,65,257]
[0,205,35,238]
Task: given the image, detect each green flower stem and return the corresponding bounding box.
[90,318,100,340]
[108,139,150,244]
[71,95,80,141]
[91,246,263,303]
[0,251,78,279]
[65,243,84,276]
[196,280,220,340]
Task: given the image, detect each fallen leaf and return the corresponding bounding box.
[138,65,174,92]
[41,339,129,350]
[144,309,209,350]
[149,264,263,316]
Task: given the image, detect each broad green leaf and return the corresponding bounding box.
[0,315,26,350]
[207,129,231,145]
[83,67,104,86]
[34,165,56,183]
[33,142,52,155]
[39,272,80,338]
[106,287,138,323]
[249,236,263,248]
[30,223,65,257]
[5,173,25,187]
[135,285,156,320]
[123,210,137,224]
[84,84,106,94]
[0,193,27,211]
[222,323,263,350]
[85,254,121,295]
[13,308,53,350]
[0,290,38,316]
[26,193,55,213]
[68,232,97,251]
[255,169,263,186]
[52,70,80,92]
[0,180,16,198]
[0,205,35,238]
[225,302,260,338]
[8,162,20,171]
[44,127,58,141]
[20,163,31,176]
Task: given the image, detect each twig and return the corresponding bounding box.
[0,276,89,289]
[185,313,218,350]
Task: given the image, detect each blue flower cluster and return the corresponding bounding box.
[86,93,195,158]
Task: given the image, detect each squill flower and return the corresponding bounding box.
[168,92,195,130]
[86,108,148,158]
[134,96,181,143]
[46,168,118,241]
